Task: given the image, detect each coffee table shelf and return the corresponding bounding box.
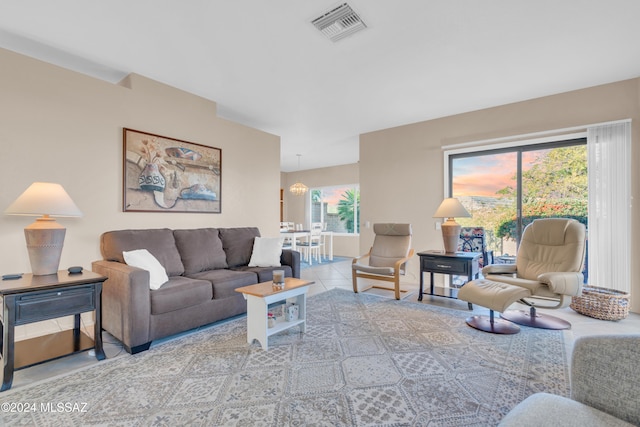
[236,278,314,350]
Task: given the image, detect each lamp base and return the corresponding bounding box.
[24,218,66,276]
[441,219,461,253]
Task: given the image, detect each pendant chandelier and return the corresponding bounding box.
[289,154,308,196]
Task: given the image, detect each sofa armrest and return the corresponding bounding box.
[91,260,152,351]
[281,249,301,278]
[571,335,640,425]
[537,272,583,296]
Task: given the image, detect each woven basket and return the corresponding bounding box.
[570,286,630,321]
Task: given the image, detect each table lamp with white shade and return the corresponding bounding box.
[433,198,471,253]
[4,182,83,275]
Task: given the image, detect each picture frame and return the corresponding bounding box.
[123,128,221,213]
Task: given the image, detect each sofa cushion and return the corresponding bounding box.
[174,228,228,274]
[122,249,169,290]
[150,276,213,315]
[233,265,293,283]
[187,269,258,299]
[248,236,283,267]
[101,228,185,276]
[219,227,261,267]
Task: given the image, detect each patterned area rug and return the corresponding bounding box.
[0,289,569,426]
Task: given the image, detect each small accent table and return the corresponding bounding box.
[235,278,314,350]
[417,251,481,308]
[0,270,106,391]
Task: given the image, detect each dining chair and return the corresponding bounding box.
[298,226,322,265]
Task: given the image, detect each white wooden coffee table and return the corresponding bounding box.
[235,278,314,350]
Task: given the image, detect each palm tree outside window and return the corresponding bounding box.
[310,185,360,234]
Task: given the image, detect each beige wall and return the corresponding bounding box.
[360,77,640,312]
[0,49,281,337]
[281,163,360,257]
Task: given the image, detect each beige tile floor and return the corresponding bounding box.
[6,258,639,392]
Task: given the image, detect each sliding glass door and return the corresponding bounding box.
[450,139,587,263]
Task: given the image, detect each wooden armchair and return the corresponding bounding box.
[352,223,414,300]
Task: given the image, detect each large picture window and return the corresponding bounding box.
[448,139,587,265]
[446,120,630,293]
[310,185,360,235]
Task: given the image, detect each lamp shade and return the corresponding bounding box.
[5,182,82,275]
[433,197,470,219]
[4,182,83,217]
[433,198,471,253]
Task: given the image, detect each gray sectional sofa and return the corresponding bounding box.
[92,227,300,354]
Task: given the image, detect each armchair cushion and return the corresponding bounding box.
[352,263,395,276]
[516,218,586,280]
[483,274,543,294]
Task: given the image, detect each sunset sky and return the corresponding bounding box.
[452,151,541,197]
[315,185,356,206]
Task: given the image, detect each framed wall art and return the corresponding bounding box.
[123,128,221,213]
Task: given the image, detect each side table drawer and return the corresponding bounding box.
[15,285,96,325]
[421,257,468,275]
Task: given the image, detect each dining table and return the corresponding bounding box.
[280,230,333,261]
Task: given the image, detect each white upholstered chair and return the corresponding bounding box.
[352,223,414,300]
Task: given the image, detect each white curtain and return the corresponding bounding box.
[587,121,631,292]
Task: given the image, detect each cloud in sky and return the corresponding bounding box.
[453,153,516,197]
[452,151,543,197]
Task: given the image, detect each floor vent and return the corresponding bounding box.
[311,3,367,42]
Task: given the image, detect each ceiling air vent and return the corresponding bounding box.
[312,3,367,42]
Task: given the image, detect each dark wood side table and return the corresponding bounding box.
[417,251,481,308]
[0,270,106,391]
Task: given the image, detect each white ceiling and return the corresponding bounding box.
[1,1,640,171]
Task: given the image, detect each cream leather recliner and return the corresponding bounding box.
[459,218,586,332]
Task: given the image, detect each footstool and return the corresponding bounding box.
[458,279,531,334]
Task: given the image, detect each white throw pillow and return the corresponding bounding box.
[122,249,169,290]
[248,237,283,267]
